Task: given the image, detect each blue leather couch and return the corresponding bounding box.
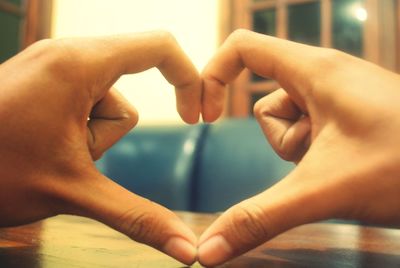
[96,118,294,212]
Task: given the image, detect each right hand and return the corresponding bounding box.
[197,29,400,266]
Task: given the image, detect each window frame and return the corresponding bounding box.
[0,0,52,52]
[397,0,400,72]
[222,0,399,118]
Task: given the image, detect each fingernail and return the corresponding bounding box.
[198,235,232,266]
[164,237,197,265]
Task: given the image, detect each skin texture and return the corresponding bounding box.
[1,29,400,267]
[0,31,201,265]
[197,29,400,266]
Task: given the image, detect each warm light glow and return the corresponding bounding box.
[354,7,368,21]
[52,0,218,125]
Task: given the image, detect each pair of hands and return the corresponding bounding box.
[0,30,399,266]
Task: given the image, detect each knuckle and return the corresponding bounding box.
[226,29,254,50]
[31,39,86,81]
[51,40,85,73]
[153,30,181,68]
[305,47,352,100]
[276,147,293,161]
[228,29,253,43]
[275,138,293,161]
[125,105,139,129]
[27,38,54,52]
[155,30,178,47]
[119,208,160,244]
[25,39,62,66]
[113,103,139,131]
[253,98,269,119]
[310,48,349,75]
[227,202,271,245]
[90,148,103,161]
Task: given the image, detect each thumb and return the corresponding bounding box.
[61,170,197,265]
[197,164,341,266]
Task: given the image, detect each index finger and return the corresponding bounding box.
[56,31,202,124]
[201,29,330,122]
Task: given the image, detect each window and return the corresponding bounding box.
[0,0,52,63]
[222,0,399,117]
[288,1,321,46]
[332,0,364,57]
[0,0,24,62]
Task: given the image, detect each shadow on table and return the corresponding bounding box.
[222,248,400,268]
[0,247,40,268]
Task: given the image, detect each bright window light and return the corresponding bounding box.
[354,7,368,21]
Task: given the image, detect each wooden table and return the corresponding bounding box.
[0,212,399,267]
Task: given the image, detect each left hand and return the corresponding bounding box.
[0,31,201,265]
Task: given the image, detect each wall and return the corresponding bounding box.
[52,0,218,125]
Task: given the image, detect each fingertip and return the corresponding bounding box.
[175,80,202,125]
[161,214,198,264]
[198,235,233,267]
[197,219,233,266]
[180,111,200,125]
[201,77,226,123]
[164,237,197,265]
[201,110,220,123]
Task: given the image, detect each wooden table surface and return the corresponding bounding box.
[0,212,399,267]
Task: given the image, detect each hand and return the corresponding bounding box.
[198,29,400,266]
[0,31,201,265]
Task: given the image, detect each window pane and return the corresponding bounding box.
[253,8,276,36]
[252,8,276,82]
[332,0,364,57]
[288,1,321,46]
[0,11,21,63]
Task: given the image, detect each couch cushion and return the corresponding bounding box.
[193,119,294,212]
[96,124,205,211]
